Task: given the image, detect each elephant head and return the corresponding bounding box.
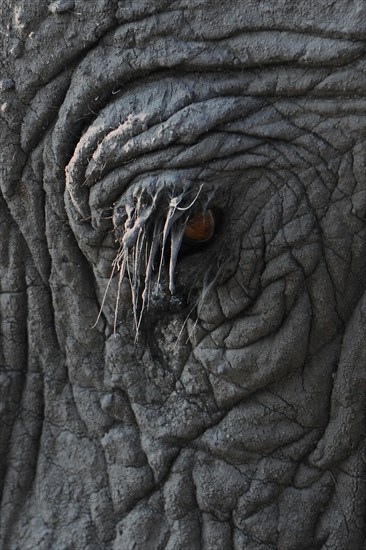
[1,1,366,548]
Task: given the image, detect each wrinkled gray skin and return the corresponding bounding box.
[1,1,366,549]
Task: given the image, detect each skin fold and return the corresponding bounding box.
[0,1,366,548]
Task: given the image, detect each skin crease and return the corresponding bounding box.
[0,1,366,549]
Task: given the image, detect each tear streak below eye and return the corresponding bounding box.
[183,209,216,243]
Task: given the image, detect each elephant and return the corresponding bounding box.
[1,0,366,548]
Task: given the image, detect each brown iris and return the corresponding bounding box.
[183,209,216,243]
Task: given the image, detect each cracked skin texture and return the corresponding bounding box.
[1,1,366,549]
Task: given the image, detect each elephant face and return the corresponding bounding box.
[1,1,366,549]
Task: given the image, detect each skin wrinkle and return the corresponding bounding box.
[1,3,366,549]
[282,158,363,322]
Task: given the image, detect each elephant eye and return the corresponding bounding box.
[183,209,217,244]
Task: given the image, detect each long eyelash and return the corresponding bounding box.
[169,221,186,294]
[95,184,207,338]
